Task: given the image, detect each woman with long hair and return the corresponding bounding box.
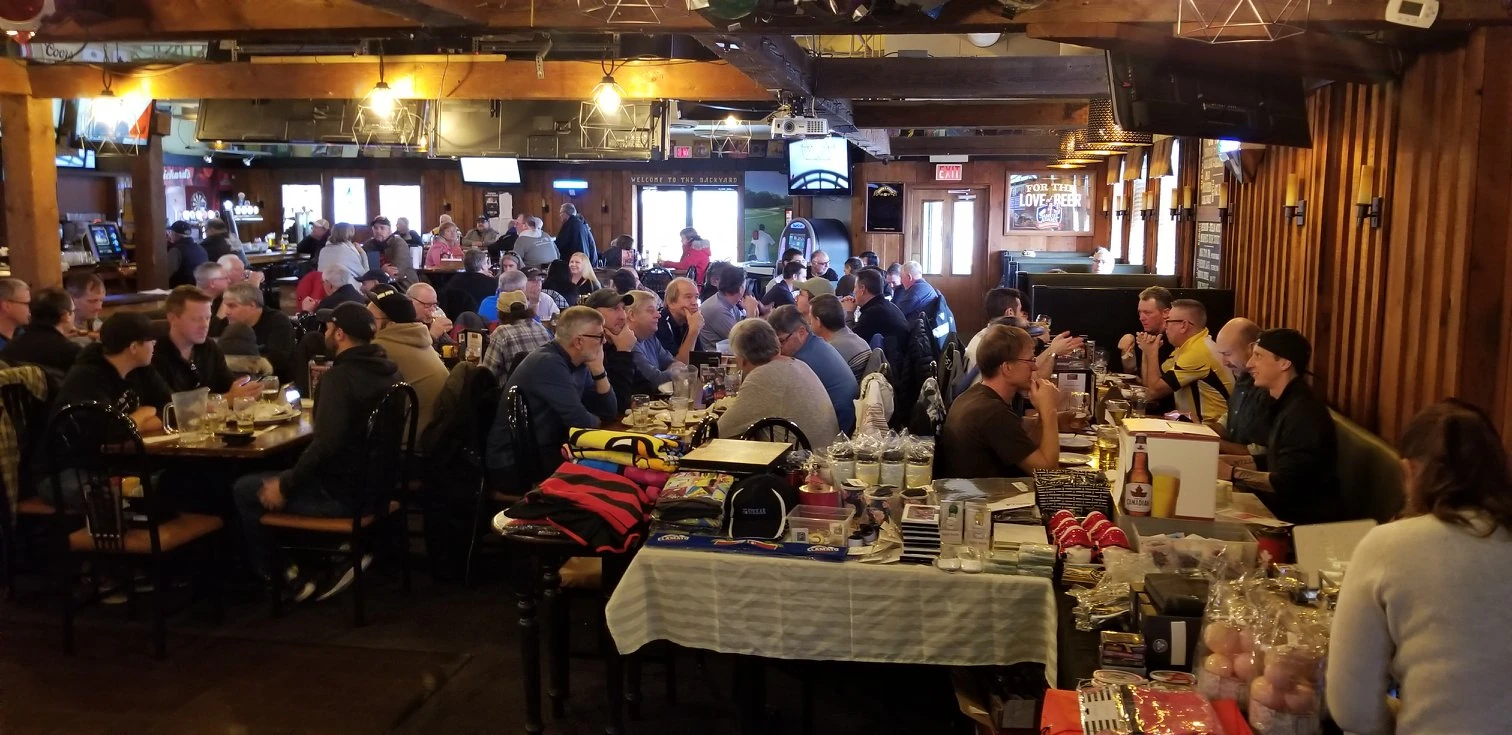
[566,251,600,301]
[1327,399,1512,734]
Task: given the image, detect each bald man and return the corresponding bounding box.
[1214,317,1273,457]
[406,282,455,347]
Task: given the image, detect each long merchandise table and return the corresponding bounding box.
[605,546,1058,683]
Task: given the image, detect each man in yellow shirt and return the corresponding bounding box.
[1137,298,1233,424]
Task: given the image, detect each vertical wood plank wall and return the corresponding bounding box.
[1224,28,1512,448]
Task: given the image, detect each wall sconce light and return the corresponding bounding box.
[1283,173,1305,227]
[1139,190,1156,221]
[1113,193,1126,219]
[1354,164,1383,229]
[1170,186,1196,221]
[1217,186,1231,225]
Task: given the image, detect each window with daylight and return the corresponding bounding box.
[332,177,367,225]
[378,184,422,233]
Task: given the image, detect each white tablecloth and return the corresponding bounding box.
[605,546,1057,682]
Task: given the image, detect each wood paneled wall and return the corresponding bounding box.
[1223,28,1512,448]
[848,159,1112,266]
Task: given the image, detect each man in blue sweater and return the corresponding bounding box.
[891,260,940,322]
[768,305,858,433]
[487,306,617,486]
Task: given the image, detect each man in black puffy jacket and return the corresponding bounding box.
[555,203,597,265]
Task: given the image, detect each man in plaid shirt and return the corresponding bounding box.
[481,270,552,382]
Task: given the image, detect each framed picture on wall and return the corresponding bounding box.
[1006,172,1094,234]
[865,182,904,233]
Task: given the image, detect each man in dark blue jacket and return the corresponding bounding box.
[555,203,598,265]
[487,306,617,487]
[891,260,940,322]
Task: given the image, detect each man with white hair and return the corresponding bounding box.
[716,319,839,449]
[315,265,364,311]
[1091,247,1115,274]
[486,306,616,481]
[515,215,559,267]
[655,276,705,361]
[218,253,266,289]
[197,261,232,336]
[890,260,940,322]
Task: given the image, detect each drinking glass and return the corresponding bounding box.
[630,394,651,427]
[206,393,228,431]
[259,376,281,404]
[1035,314,1053,331]
[233,396,256,432]
[1105,399,1131,426]
[1124,386,1148,416]
[669,397,691,428]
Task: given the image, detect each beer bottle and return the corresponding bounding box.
[1124,434,1153,516]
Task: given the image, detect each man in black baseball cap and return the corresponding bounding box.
[233,299,399,599]
[584,287,637,412]
[165,221,208,288]
[1219,327,1343,525]
[368,284,448,433]
[42,313,164,509]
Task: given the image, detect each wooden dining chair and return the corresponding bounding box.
[262,383,418,626]
[46,402,225,660]
[1,377,53,597]
[464,385,544,588]
[740,417,812,452]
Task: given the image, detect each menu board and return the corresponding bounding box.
[1198,139,1225,214]
[1195,221,1223,289]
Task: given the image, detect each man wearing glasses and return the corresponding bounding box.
[0,278,31,349]
[938,324,1063,479]
[1137,299,1234,425]
[486,306,615,483]
[405,282,455,351]
[808,250,838,282]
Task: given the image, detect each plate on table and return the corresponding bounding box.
[1058,453,1093,467]
[251,403,300,426]
[1106,373,1138,382]
[1058,435,1094,451]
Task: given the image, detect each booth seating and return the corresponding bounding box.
[1332,410,1405,523]
[1019,273,1181,315]
[1027,286,1235,358]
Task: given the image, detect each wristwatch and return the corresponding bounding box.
[590,371,608,381]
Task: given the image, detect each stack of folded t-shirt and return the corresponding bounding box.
[652,471,736,534]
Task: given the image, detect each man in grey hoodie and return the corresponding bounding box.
[513,214,560,268]
[367,284,449,436]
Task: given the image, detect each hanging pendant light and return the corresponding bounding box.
[1056,131,1102,165]
[361,55,398,120]
[1084,98,1153,149]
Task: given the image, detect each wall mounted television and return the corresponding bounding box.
[459,157,523,185]
[787,137,852,196]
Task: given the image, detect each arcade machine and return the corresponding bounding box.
[745,217,852,289]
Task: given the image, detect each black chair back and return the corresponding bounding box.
[505,386,544,486]
[639,267,673,297]
[740,417,811,452]
[691,412,719,447]
[356,383,419,529]
[43,403,156,553]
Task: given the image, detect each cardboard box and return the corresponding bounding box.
[1117,419,1220,520]
[1135,591,1203,673]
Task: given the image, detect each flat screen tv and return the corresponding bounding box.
[55,149,96,169]
[787,137,852,196]
[73,97,152,146]
[1106,51,1312,148]
[459,157,522,185]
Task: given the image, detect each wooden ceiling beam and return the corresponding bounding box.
[0,59,32,96]
[814,56,1108,100]
[853,101,1087,129]
[1012,0,1512,31]
[26,58,768,101]
[888,134,1060,157]
[1026,22,1408,83]
[698,34,890,158]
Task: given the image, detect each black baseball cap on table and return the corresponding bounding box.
[367,284,417,323]
[358,269,391,284]
[316,302,378,342]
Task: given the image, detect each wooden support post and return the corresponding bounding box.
[0,95,61,288]
[131,134,167,290]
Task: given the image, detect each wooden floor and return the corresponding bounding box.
[0,566,972,735]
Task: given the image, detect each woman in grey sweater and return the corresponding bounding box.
[317,222,367,280]
[1327,399,1512,734]
[716,319,839,450]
